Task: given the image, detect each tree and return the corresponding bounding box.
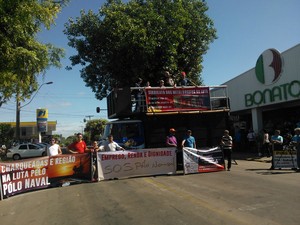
[0,123,15,147]
[84,119,108,143]
[64,0,216,100]
[0,0,68,106]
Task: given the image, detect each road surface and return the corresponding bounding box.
[0,158,299,225]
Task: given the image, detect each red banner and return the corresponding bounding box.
[145,87,210,112]
[0,154,91,198]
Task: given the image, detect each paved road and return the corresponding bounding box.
[0,158,299,225]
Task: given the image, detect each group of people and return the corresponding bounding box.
[46,133,124,181]
[66,133,124,155]
[47,126,300,176]
[166,128,196,149]
[47,133,124,157]
[154,70,193,88]
[132,71,194,112]
[266,128,300,170]
[166,128,233,171]
[236,127,300,170]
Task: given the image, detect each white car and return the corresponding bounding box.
[6,143,47,160]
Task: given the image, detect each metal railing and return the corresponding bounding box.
[130,85,229,114]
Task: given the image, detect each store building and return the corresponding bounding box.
[0,121,57,142]
[223,44,300,138]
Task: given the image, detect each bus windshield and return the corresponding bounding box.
[102,120,145,149]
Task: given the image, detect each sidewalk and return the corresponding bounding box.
[232,151,272,163]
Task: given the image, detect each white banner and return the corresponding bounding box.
[183,147,225,174]
[97,148,176,180]
[273,149,298,169]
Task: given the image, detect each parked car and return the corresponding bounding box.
[6,143,47,160]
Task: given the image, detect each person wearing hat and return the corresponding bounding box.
[178,71,189,86]
[166,128,177,147]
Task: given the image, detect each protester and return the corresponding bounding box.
[166,128,177,147]
[90,141,100,181]
[164,71,175,87]
[261,129,271,157]
[159,79,165,87]
[247,129,256,152]
[182,130,196,148]
[67,133,88,154]
[48,138,62,156]
[178,71,189,86]
[133,77,143,112]
[99,134,125,151]
[270,130,283,169]
[220,130,233,171]
[145,81,151,88]
[291,128,300,169]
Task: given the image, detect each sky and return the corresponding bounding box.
[1,0,300,138]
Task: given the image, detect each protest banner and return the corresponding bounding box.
[144,87,210,112]
[0,154,92,199]
[183,147,225,174]
[273,149,298,169]
[97,148,176,180]
[0,157,49,198]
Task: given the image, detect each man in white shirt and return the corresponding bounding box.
[100,134,125,152]
[48,138,62,156]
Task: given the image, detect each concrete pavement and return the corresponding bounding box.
[232,151,272,163]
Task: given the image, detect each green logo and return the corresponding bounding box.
[255,49,282,85]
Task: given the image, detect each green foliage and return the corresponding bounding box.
[0,123,15,147]
[64,0,216,100]
[0,0,68,105]
[63,135,76,147]
[84,119,108,142]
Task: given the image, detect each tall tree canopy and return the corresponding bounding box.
[65,0,216,100]
[0,0,68,106]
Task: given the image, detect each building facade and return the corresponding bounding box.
[224,44,300,139]
[0,121,57,142]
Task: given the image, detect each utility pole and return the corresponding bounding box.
[85,115,94,121]
[15,95,21,141]
[15,81,53,142]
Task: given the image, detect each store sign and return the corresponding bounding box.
[245,80,300,107]
[245,49,300,107]
[36,109,48,132]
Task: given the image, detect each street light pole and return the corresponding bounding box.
[15,81,53,142]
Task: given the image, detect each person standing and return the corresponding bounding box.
[133,77,143,112]
[270,130,283,169]
[262,129,271,157]
[159,79,165,88]
[220,130,233,171]
[164,71,175,87]
[48,138,62,156]
[67,133,88,154]
[99,134,125,151]
[178,71,190,86]
[291,128,300,169]
[166,128,177,147]
[247,129,256,152]
[182,130,196,149]
[90,141,100,181]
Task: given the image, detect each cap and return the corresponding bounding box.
[181,71,186,76]
[169,128,176,132]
